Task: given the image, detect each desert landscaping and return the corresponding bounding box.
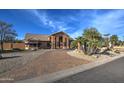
[0,49,90,82]
[68,46,124,62]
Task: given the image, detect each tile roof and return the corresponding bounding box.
[50,31,69,37]
[25,31,70,41]
[25,33,49,41]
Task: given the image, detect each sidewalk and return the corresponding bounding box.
[17,53,124,83]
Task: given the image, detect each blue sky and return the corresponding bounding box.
[0,9,124,40]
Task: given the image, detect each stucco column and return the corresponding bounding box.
[25,41,30,50]
[56,36,59,48]
[51,36,55,49]
[63,36,65,49]
[67,38,69,49]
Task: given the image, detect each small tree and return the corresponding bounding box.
[103,34,110,49]
[110,35,118,47]
[83,27,102,55]
[71,40,77,49]
[118,40,123,46]
[71,36,82,49]
[0,21,17,58]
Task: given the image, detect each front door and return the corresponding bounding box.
[59,36,63,49]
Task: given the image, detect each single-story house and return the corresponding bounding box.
[24,31,70,50]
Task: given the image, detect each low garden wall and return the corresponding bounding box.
[0,43,25,50]
[114,46,124,52]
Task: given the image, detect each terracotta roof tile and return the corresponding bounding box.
[25,33,49,41]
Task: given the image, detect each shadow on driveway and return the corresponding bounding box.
[0,56,21,60]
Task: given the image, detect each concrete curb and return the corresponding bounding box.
[17,53,124,83]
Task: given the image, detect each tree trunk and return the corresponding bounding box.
[0,41,3,59]
[0,41,4,52]
[77,42,81,51]
[84,42,87,54]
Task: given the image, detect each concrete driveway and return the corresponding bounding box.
[55,57,124,83]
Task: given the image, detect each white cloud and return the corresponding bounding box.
[70,10,124,40]
[25,10,124,40]
[48,21,55,29]
[27,9,71,33]
[58,25,72,31]
[30,10,54,27]
[91,10,124,36]
[69,28,83,39]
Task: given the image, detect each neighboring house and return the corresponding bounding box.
[25,34,50,50]
[25,31,70,50]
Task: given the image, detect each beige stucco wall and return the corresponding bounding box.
[0,43,25,50]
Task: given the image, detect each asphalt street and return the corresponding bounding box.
[55,57,124,83]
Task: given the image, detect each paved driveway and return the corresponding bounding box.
[55,57,124,83]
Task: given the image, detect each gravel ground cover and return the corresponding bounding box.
[0,49,89,82]
[0,49,50,74]
[67,50,124,62]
